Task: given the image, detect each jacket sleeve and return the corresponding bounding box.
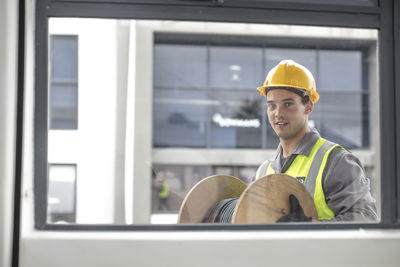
[321,148,379,222]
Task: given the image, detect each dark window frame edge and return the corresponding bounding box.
[49,0,381,15]
[13,0,26,266]
[41,222,400,231]
[44,2,380,29]
[394,0,400,224]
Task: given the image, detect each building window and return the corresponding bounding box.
[49,35,78,130]
[153,35,371,150]
[47,164,77,223]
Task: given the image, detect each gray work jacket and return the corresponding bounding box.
[263,128,378,222]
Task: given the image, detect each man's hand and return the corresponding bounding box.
[276,194,312,222]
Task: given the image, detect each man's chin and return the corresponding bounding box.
[278,134,291,140]
[275,131,293,140]
[276,129,306,141]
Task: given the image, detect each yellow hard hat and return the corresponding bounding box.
[257,60,319,103]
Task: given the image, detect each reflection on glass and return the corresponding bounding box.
[319,50,362,91]
[315,92,365,149]
[209,46,263,89]
[151,165,257,224]
[210,93,262,148]
[265,48,317,77]
[49,35,78,130]
[153,89,208,147]
[47,18,379,225]
[154,44,207,88]
[48,164,76,223]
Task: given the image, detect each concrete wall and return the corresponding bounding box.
[19,230,400,267]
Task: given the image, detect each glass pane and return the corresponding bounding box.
[49,35,78,130]
[50,35,78,80]
[264,48,317,78]
[46,18,380,225]
[153,89,208,148]
[154,44,207,88]
[151,165,212,213]
[48,164,76,223]
[209,46,263,90]
[151,164,257,223]
[312,92,365,149]
[318,50,363,91]
[210,90,262,148]
[50,84,78,129]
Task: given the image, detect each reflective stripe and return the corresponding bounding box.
[304,140,336,197]
[259,160,270,179]
[285,138,325,182]
[267,162,273,175]
[314,144,343,220]
[255,160,270,179]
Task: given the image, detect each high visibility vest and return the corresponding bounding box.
[159,181,169,198]
[255,138,344,220]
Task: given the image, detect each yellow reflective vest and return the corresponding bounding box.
[159,181,169,198]
[255,138,344,220]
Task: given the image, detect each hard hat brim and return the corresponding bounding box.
[257,85,319,103]
[267,86,309,98]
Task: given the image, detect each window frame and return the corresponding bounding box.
[33,0,399,230]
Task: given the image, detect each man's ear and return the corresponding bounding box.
[305,100,314,115]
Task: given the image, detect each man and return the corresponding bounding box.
[255,59,378,222]
[151,170,170,211]
[158,176,170,211]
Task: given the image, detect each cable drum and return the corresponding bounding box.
[177,174,318,224]
[177,175,247,224]
[202,198,238,223]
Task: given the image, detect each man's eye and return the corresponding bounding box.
[268,104,276,109]
[284,102,292,107]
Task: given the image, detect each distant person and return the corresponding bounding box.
[158,176,170,211]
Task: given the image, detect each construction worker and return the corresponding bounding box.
[255,60,378,222]
[158,176,170,211]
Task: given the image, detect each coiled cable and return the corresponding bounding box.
[202,198,238,223]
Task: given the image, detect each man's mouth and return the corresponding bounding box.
[275,121,288,128]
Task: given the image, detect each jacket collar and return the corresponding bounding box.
[270,128,321,171]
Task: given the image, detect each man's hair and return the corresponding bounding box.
[301,95,310,105]
[267,87,311,105]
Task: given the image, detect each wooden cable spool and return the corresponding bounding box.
[232,174,318,223]
[177,175,247,223]
[177,174,318,224]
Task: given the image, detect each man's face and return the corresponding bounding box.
[266,89,313,141]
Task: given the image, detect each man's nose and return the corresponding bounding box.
[275,105,284,117]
